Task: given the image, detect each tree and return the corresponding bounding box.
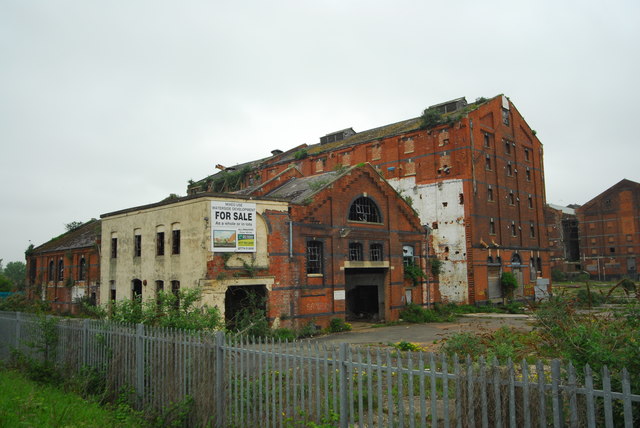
[65,221,83,231]
[0,274,11,292]
[500,271,519,301]
[3,261,26,291]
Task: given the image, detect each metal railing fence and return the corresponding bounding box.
[0,311,638,427]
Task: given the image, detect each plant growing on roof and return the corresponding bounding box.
[293,149,308,160]
[420,107,444,129]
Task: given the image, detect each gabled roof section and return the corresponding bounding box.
[580,179,640,209]
[32,219,100,254]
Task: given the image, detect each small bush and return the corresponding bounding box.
[297,321,319,338]
[551,269,567,282]
[575,289,606,306]
[272,328,296,342]
[399,304,441,323]
[394,341,423,352]
[328,318,352,333]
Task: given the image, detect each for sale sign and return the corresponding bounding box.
[211,201,256,252]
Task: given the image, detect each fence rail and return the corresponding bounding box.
[0,311,638,427]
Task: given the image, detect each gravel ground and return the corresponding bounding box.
[309,314,535,352]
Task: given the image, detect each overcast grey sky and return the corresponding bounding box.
[1,0,639,264]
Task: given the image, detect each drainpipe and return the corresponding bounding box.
[289,221,293,259]
[469,119,477,195]
[423,225,431,307]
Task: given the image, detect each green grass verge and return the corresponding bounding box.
[0,369,146,428]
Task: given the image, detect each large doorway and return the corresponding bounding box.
[225,285,267,330]
[345,268,386,322]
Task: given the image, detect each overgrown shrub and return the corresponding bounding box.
[394,341,423,352]
[575,289,606,306]
[399,303,441,323]
[500,272,518,299]
[551,269,567,282]
[108,288,223,331]
[404,262,426,286]
[0,294,49,313]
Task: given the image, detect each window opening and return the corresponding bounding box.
[348,197,382,223]
[502,108,510,125]
[58,259,64,282]
[528,195,533,209]
[134,234,141,257]
[403,245,415,267]
[490,218,496,235]
[370,243,383,261]
[505,140,511,155]
[487,186,494,201]
[49,260,55,282]
[485,155,491,170]
[78,257,86,281]
[156,232,165,256]
[172,230,181,255]
[171,280,180,309]
[524,148,530,161]
[349,242,363,261]
[111,238,118,258]
[526,168,531,181]
[307,241,323,274]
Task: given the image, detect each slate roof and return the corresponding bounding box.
[32,219,100,254]
[265,169,346,204]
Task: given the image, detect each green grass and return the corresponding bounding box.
[0,369,146,428]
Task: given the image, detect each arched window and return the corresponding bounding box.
[511,253,522,265]
[78,257,86,281]
[348,197,382,223]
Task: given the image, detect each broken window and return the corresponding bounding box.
[306,241,323,274]
[530,221,535,238]
[505,140,511,155]
[156,232,165,256]
[489,218,496,235]
[110,280,116,302]
[459,193,464,205]
[526,168,531,181]
[511,222,517,237]
[487,186,494,202]
[349,242,363,261]
[485,155,492,170]
[370,243,383,261]
[502,108,510,126]
[509,192,515,205]
[506,163,513,176]
[58,259,64,282]
[483,133,491,148]
[610,247,616,253]
[348,197,382,223]
[111,237,118,259]
[172,228,181,255]
[524,148,530,161]
[78,257,86,281]
[402,245,415,267]
[528,195,533,209]
[134,233,142,257]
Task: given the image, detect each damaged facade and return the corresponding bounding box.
[25,220,101,313]
[100,164,427,328]
[189,95,551,303]
[544,204,580,273]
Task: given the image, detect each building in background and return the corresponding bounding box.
[100,164,427,328]
[25,220,101,313]
[189,95,551,303]
[576,179,640,281]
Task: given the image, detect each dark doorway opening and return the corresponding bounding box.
[132,279,143,301]
[346,286,379,320]
[345,268,386,322]
[225,285,267,330]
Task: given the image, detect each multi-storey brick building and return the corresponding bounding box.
[189,95,551,303]
[25,220,101,313]
[100,164,427,328]
[576,179,640,281]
